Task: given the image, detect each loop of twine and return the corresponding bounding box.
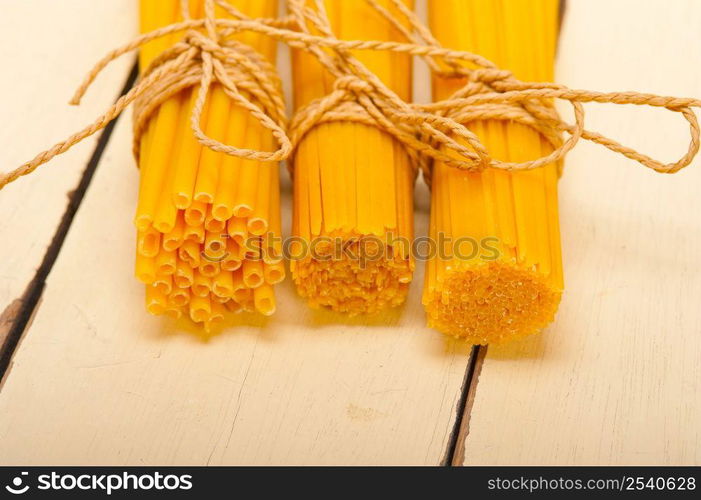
[2,0,700,193]
[287,0,701,184]
[0,0,291,191]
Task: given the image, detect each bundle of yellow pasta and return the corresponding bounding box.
[423,0,562,343]
[136,0,284,330]
[290,0,415,315]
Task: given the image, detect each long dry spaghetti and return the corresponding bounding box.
[137,0,283,330]
[423,0,562,343]
[3,0,701,341]
[289,0,415,315]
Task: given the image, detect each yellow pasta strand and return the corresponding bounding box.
[155,249,176,275]
[162,211,186,251]
[174,259,194,289]
[145,284,168,315]
[135,252,156,284]
[253,284,276,316]
[290,0,415,315]
[136,0,283,325]
[424,0,563,344]
[212,270,234,298]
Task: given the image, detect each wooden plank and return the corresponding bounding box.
[0,114,470,464]
[0,1,136,348]
[0,1,472,463]
[460,0,701,465]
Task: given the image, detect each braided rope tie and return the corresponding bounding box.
[0,0,290,191]
[287,0,701,183]
[1,0,700,193]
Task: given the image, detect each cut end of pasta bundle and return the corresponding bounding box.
[136,0,282,331]
[137,206,284,331]
[290,0,415,315]
[292,233,414,315]
[423,260,562,344]
[426,0,563,343]
[289,124,415,315]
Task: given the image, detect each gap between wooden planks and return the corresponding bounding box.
[0,111,473,465]
[457,0,701,465]
[0,67,137,381]
[0,1,138,376]
[0,0,477,465]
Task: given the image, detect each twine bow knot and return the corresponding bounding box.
[288,72,442,175]
[0,0,291,191]
[288,0,701,183]
[2,0,701,193]
[131,5,290,164]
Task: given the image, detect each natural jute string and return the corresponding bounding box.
[0,0,291,191]
[1,0,700,192]
[286,0,701,183]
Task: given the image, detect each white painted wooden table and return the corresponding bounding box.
[0,0,699,465]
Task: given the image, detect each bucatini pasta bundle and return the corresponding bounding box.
[423,0,562,343]
[290,0,415,315]
[4,0,700,343]
[137,0,284,330]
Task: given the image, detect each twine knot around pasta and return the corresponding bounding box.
[417,61,701,181]
[0,0,292,191]
[287,66,560,180]
[130,21,290,164]
[284,0,701,185]
[2,0,701,193]
[288,73,444,176]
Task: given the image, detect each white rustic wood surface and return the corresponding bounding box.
[0,2,468,465]
[0,1,136,326]
[0,111,469,464]
[461,0,701,465]
[1,0,700,466]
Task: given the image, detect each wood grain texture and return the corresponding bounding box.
[461,0,701,465]
[0,0,136,327]
[0,115,470,464]
[0,0,471,463]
